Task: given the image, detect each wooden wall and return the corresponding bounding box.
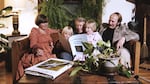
[0,0,4,10]
[135,1,150,59]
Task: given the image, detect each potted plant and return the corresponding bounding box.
[95,41,120,74]
[0,6,13,28]
[70,40,131,78]
[38,0,106,29]
[0,6,12,53]
[0,34,9,53]
[78,0,105,25]
[39,0,75,29]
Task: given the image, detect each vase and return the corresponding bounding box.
[98,57,120,75]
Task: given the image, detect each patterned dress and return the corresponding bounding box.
[16,27,58,81]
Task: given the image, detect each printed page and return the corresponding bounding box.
[69,34,87,61]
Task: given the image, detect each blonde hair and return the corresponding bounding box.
[85,19,97,31]
[62,26,73,35]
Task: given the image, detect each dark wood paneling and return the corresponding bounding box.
[135,2,150,58]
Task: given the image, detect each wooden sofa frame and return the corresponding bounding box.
[11,32,141,83]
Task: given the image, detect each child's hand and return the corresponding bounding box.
[50,42,54,48]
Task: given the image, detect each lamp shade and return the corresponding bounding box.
[13,0,25,11]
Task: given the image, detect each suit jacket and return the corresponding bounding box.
[98,23,139,44]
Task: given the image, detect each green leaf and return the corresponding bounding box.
[117,64,131,78]
[83,48,93,55]
[82,42,93,49]
[0,6,12,15]
[0,6,13,18]
[97,40,111,48]
[82,42,94,55]
[70,66,82,77]
[123,70,131,78]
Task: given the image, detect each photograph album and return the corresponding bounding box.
[25,58,74,80]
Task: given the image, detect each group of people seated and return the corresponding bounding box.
[16,12,139,81]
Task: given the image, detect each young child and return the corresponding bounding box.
[85,19,102,47]
[73,20,103,61]
[62,26,74,40]
[53,26,73,61]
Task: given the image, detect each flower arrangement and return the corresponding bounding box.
[70,40,131,78]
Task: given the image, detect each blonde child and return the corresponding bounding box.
[85,19,102,47]
[53,26,73,60]
[62,26,74,40]
[73,20,103,61]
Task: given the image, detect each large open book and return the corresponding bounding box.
[25,58,74,80]
[69,34,87,61]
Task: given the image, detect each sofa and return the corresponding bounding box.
[11,32,141,82]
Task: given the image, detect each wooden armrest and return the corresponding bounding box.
[134,40,140,75]
[12,36,30,82]
[128,40,139,45]
[124,40,141,74]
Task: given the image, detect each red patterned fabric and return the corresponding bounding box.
[16,27,58,81]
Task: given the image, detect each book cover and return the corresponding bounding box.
[25,58,74,80]
[59,33,72,53]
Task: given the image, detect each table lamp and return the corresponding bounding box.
[12,12,20,36]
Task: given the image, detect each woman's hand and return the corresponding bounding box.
[116,37,125,50]
[36,49,44,56]
[50,42,54,48]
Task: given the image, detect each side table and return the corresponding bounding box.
[6,34,28,48]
